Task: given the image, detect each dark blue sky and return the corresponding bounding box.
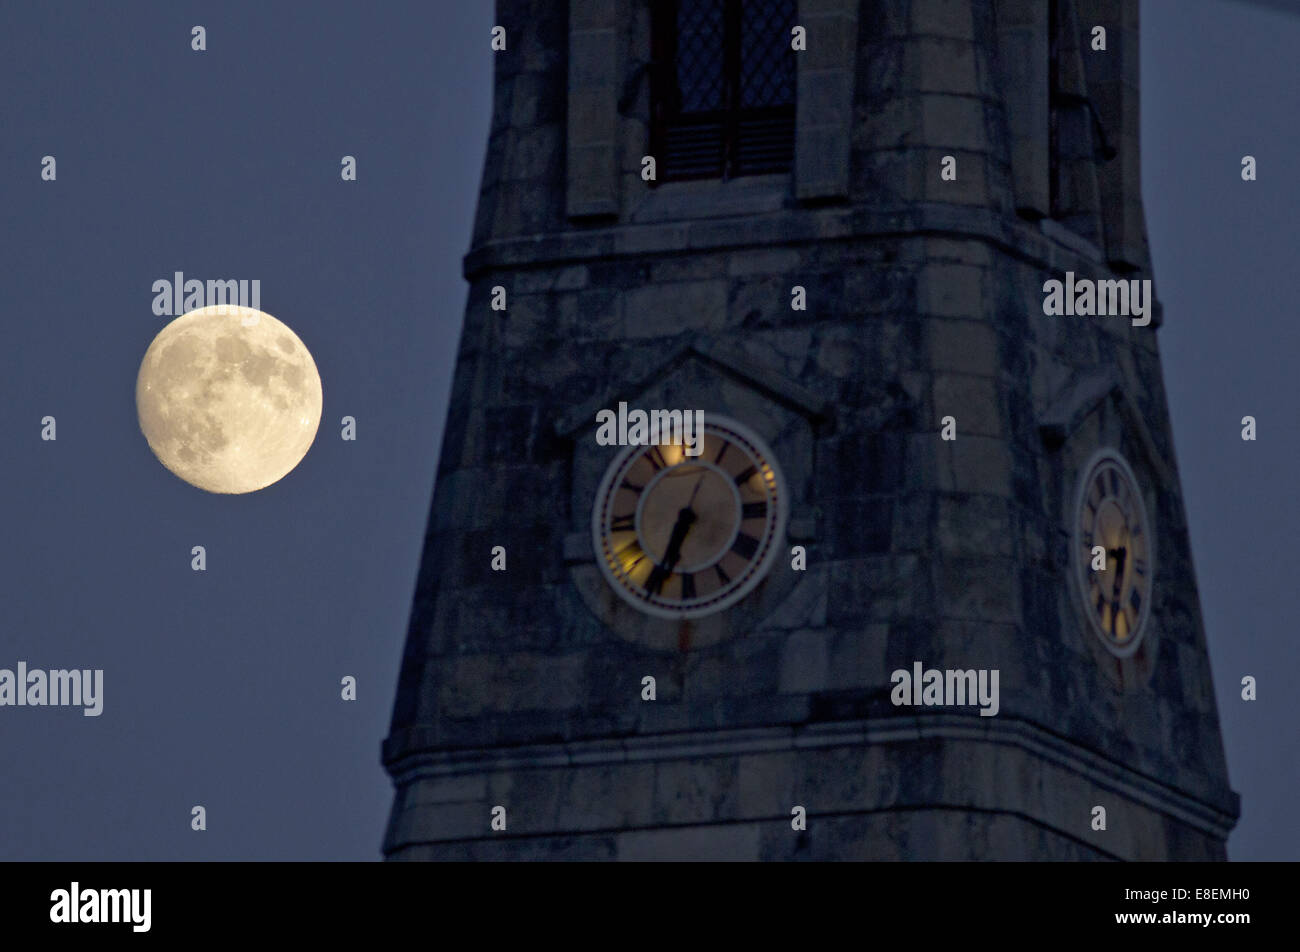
[1142,0,1300,861]
[0,0,1294,861]
[0,0,493,860]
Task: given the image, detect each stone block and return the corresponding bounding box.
[569,29,618,86]
[929,317,1000,374]
[933,556,1021,623]
[802,16,857,71]
[918,93,988,151]
[569,0,617,30]
[924,237,992,266]
[556,764,657,830]
[936,493,1012,556]
[779,628,831,693]
[933,373,1001,436]
[918,263,985,318]
[736,751,800,816]
[652,758,740,825]
[914,38,979,95]
[617,822,761,861]
[911,0,976,40]
[937,434,1013,495]
[623,280,727,338]
[826,624,889,690]
[922,149,992,205]
[796,126,852,200]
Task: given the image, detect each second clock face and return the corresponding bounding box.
[1073,450,1154,655]
[591,417,786,619]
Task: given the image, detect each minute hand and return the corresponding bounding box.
[662,506,697,571]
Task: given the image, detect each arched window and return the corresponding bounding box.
[650,0,797,182]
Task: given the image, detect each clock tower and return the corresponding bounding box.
[383,0,1239,859]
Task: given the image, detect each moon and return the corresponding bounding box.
[136,305,323,494]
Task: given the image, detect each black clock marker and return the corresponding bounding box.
[610,513,636,532]
[731,532,760,560]
[741,501,768,520]
[734,465,757,486]
[680,573,696,600]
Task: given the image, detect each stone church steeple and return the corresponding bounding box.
[383,0,1238,860]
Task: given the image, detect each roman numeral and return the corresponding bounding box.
[1129,588,1142,613]
[610,513,635,533]
[714,563,731,586]
[613,543,642,564]
[680,573,696,600]
[645,446,668,471]
[731,532,760,561]
[734,465,757,486]
[620,478,644,492]
[713,442,729,465]
[741,501,768,521]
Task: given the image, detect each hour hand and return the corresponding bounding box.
[647,509,696,594]
[1110,546,1126,584]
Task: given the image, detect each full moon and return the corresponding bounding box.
[136,305,323,494]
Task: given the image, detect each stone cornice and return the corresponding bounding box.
[464,202,1154,289]
[384,712,1238,841]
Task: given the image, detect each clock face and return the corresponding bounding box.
[1073,450,1154,656]
[591,417,786,619]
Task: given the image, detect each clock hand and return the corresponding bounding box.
[1108,546,1127,626]
[646,506,698,595]
[686,471,707,507]
[665,474,708,571]
[663,506,698,571]
[1110,547,1127,597]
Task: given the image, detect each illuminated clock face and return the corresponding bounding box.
[1073,450,1154,656]
[591,417,786,619]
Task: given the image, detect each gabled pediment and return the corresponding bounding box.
[1039,367,1173,484]
[555,339,828,439]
